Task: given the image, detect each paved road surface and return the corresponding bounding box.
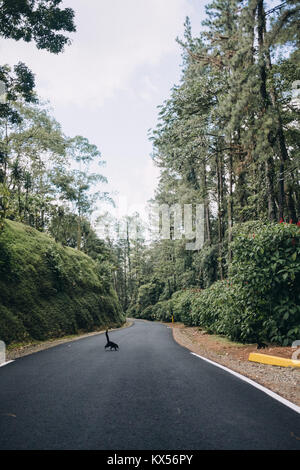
[0,320,299,450]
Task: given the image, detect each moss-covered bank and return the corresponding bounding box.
[0,220,124,345]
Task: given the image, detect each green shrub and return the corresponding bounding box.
[192,243,218,288]
[126,303,138,318]
[152,300,173,322]
[136,281,162,310]
[140,305,154,320]
[227,221,300,344]
[167,221,300,346]
[190,281,228,333]
[172,290,196,325]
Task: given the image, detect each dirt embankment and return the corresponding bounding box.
[170,323,300,407]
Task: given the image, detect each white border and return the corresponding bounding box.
[191,352,300,415]
[0,360,14,368]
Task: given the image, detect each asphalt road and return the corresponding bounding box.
[0,320,299,450]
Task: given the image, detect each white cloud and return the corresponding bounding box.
[0,0,204,219]
[138,75,159,102]
[0,0,191,109]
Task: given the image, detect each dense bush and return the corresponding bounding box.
[150,221,300,346]
[172,290,196,325]
[0,220,125,345]
[192,244,218,288]
[127,278,165,321]
[226,221,300,344]
[152,300,173,322]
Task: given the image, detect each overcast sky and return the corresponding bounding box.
[1,0,207,220]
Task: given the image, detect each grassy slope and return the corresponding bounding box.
[0,220,124,345]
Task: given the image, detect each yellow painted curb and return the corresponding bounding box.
[249,352,300,368]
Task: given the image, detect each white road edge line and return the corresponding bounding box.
[191,352,300,415]
[0,360,14,368]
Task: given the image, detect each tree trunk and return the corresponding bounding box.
[258,0,296,221]
[77,214,81,250]
[265,158,276,221]
[227,152,233,265]
[202,160,211,245]
[257,0,278,221]
[216,150,224,280]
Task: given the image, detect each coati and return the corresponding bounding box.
[257,341,268,349]
[105,330,119,351]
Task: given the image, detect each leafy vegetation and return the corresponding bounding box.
[129,222,300,346]
[106,1,300,346]
[0,0,299,347]
[0,219,124,345]
[0,1,126,347]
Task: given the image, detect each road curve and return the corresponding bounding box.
[0,320,299,450]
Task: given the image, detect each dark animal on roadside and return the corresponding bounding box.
[105,330,119,351]
[257,342,268,349]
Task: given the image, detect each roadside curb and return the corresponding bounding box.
[249,352,300,368]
